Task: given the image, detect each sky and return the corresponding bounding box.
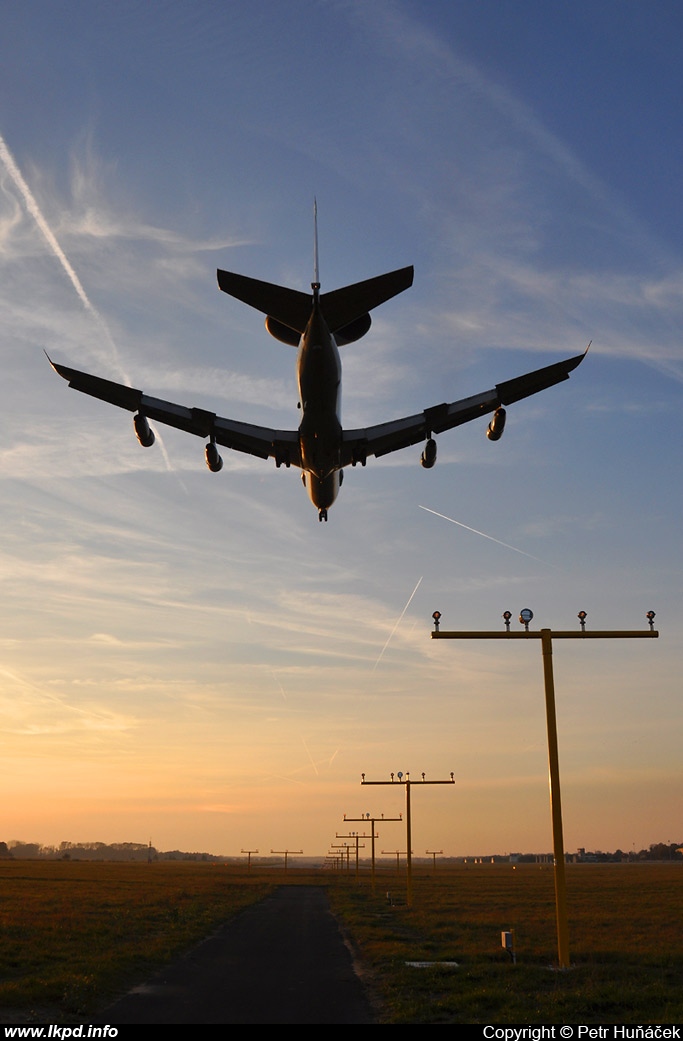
[0,0,680,860]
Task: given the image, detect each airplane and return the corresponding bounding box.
[49,218,587,521]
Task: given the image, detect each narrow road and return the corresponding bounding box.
[98,885,376,1024]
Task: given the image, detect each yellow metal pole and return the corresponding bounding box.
[344,814,401,893]
[362,774,455,906]
[431,612,658,970]
[540,629,570,969]
[405,778,413,907]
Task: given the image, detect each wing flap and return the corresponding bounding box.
[50,358,301,466]
[341,349,586,464]
[342,390,497,463]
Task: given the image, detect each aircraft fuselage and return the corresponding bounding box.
[297,289,342,515]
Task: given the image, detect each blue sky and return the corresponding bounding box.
[0,0,680,859]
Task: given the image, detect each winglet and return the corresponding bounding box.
[44,349,66,380]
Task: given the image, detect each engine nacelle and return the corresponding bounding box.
[421,437,437,469]
[486,407,507,442]
[265,315,301,346]
[205,441,223,472]
[334,313,372,345]
[133,412,155,447]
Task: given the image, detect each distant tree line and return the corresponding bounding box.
[477,842,683,864]
[0,839,680,863]
[0,840,228,862]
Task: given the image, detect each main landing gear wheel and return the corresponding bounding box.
[318,508,328,522]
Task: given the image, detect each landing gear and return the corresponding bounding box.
[318,508,328,522]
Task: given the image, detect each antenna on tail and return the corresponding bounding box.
[312,198,320,291]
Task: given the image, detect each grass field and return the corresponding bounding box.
[326,862,683,1023]
[0,860,275,1023]
[0,860,680,1023]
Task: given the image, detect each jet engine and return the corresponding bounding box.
[486,407,507,442]
[265,315,300,346]
[421,437,437,468]
[133,412,155,447]
[333,313,372,345]
[205,441,223,472]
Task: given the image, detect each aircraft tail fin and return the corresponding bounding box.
[313,197,320,287]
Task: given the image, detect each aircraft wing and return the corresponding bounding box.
[341,349,586,465]
[49,359,302,466]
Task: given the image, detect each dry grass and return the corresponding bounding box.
[0,860,681,1023]
[327,862,683,1023]
[0,860,275,1022]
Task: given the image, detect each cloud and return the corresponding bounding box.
[0,666,137,739]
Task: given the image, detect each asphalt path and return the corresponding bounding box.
[97,885,377,1025]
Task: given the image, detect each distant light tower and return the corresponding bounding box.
[343,811,402,891]
[361,770,455,906]
[241,849,259,872]
[431,608,659,969]
[330,842,358,872]
[426,849,444,875]
[382,849,410,876]
[336,832,369,879]
[270,849,303,873]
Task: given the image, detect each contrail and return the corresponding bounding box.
[0,133,186,483]
[418,505,552,566]
[301,735,319,776]
[271,671,288,701]
[373,576,423,671]
[0,132,125,371]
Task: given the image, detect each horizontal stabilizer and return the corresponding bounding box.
[321,265,414,334]
[217,270,312,336]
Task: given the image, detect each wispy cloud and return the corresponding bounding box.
[0,666,136,738]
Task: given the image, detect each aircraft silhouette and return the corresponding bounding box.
[50,222,586,521]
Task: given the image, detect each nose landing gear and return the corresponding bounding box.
[318,508,328,522]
